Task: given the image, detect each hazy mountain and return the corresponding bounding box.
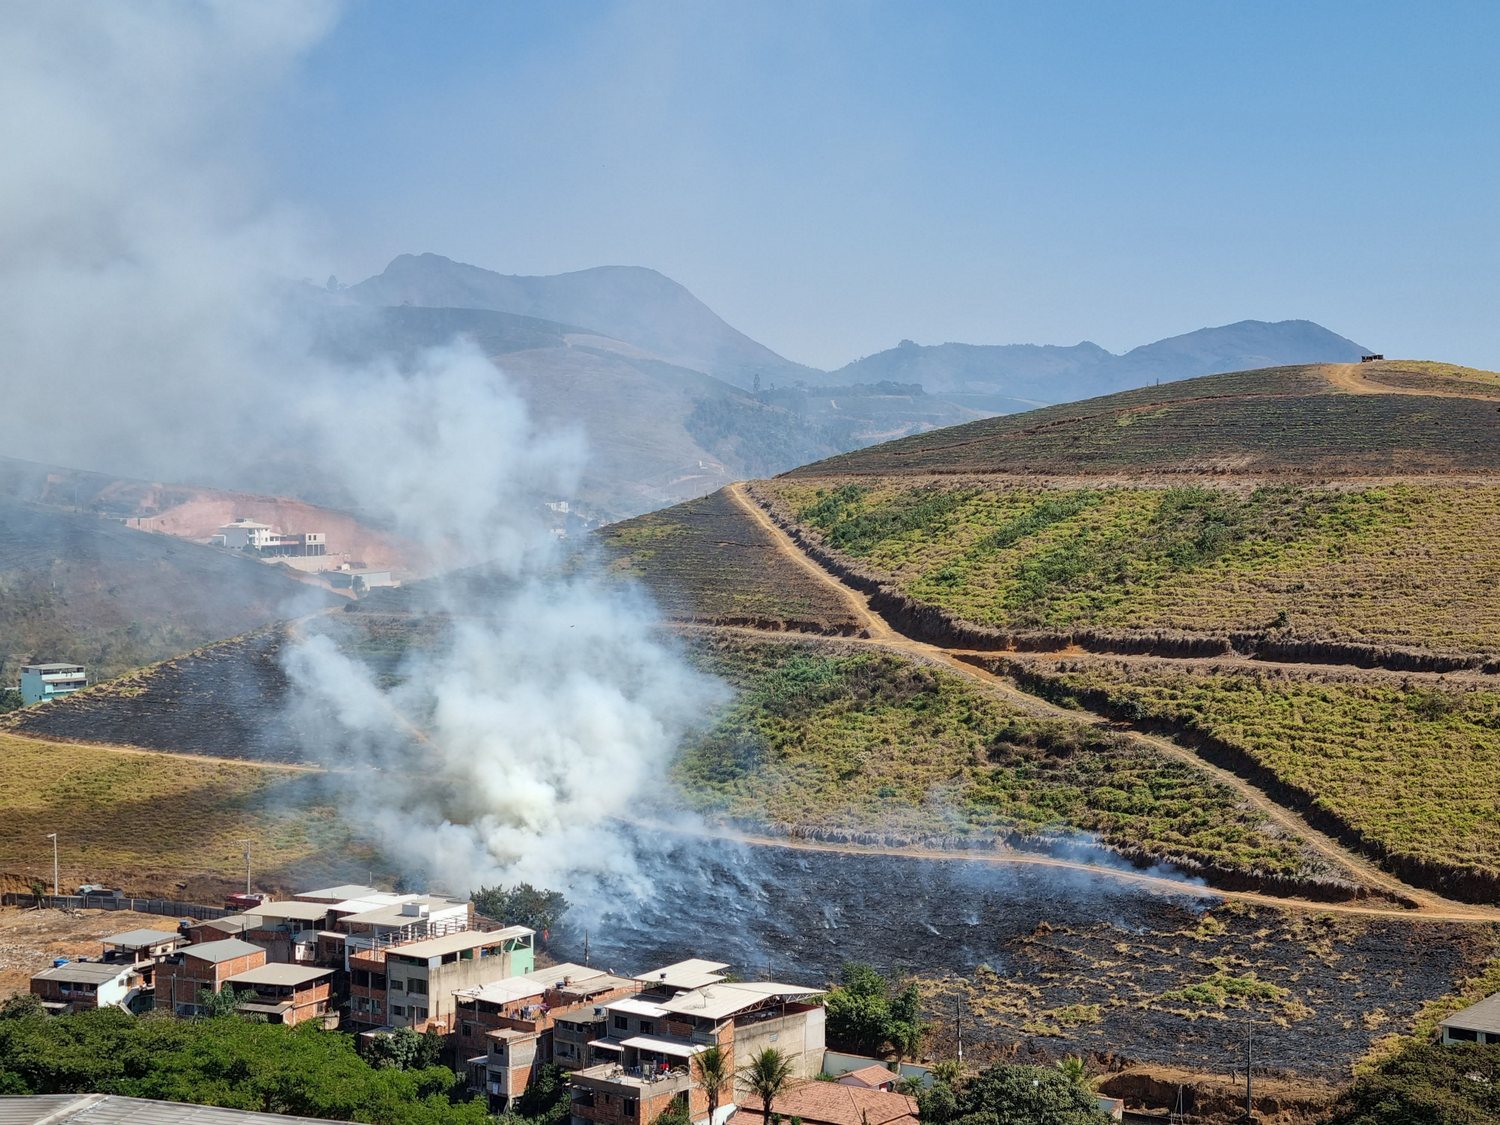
[331,257,1371,518]
[832,319,1368,401]
[344,253,818,389]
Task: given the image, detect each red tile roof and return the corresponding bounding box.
[738,1081,919,1125]
[837,1065,899,1090]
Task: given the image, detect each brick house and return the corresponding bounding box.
[30,961,144,1014]
[155,938,266,1016]
[224,963,336,1027]
[451,963,637,1112]
[569,964,825,1125]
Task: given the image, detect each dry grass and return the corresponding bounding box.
[0,732,349,897]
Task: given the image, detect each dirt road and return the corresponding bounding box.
[721,482,1500,920]
[1321,362,1500,400]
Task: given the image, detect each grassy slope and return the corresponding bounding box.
[763,478,1500,657]
[677,634,1339,889]
[599,488,861,633]
[993,658,1500,895]
[0,732,349,895]
[786,362,1500,477]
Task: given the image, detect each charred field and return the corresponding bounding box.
[566,834,1499,1083]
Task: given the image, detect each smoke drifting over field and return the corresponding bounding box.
[0,2,724,907]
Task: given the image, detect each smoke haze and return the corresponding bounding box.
[0,1,726,910]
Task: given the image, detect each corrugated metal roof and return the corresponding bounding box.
[251,901,332,922]
[657,981,823,1021]
[223,964,332,987]
[1441,991,1500,1035]
[0,1095,355,1123]
[633,959,729,990]
[31,962,132,985]
[386,925,531,960]
[181,939,263,964]
[101,929,179,949]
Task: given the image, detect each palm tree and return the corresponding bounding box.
[1055,1056,1095,1091]
[740,1046,794,1125]
[693,1045,731,1125]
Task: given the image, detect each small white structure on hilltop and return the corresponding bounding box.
[19,663,86,705]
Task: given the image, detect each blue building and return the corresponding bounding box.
[19,663,87,705]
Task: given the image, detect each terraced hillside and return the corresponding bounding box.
[980,655,1500,902]
[787,361,1500,478]
[758,478,1500,664]
[600,488,862,634]
[679,633,1347,895]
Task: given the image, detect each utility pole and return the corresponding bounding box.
[46,833,58,896]
[954,984,965,1064]
[1244,1021,1254,1122]
[240,839,252,894]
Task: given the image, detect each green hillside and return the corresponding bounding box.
[679,634,1342,892]
[760,478,1500,661]
[986,655,1500,902]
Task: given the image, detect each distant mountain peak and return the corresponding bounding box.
[349,253,817,388]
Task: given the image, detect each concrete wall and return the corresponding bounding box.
[731,1006,825,1093]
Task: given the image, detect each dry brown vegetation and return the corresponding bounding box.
[599,487,862,633]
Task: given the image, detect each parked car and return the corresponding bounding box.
[75,884,111,896]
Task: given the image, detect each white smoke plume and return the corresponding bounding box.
[0,2,727,910]
[279,354,727,901]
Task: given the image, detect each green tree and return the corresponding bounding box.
[824,962,929,1060]
[511,1061,572,1125]
[740,1047,794,1125]
[471,883,570,940]
[651,1098,693,1125]
[0,1008,488,1123]
[919,1064,1106,1125]
[1055,1057,1094,1092]
[0,993,44,1021]
[692,1044,731,1125]
[1324,1041,1500,1125]
[194,986,240,1019]
[360,1027,445,1071]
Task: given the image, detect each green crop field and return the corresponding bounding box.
[675,634,1344,891]
[760,478,1500,658]
[600,488,861,632]
[786,363,1500,478]
[998,657,1500,897]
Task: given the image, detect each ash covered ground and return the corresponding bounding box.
[562,835,1496,1081]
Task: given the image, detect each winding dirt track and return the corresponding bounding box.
[721,483,1500,922]
[1321,362,1500,400]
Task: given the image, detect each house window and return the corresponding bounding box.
[463,1023,474,1038]
[639,1020,654,1035]
[392,1005,406,1017]
[613,1015,628,1032]
[390,979,405,992]
[414,1007,428,1020]
[1448,1027,1479,1041]
[407,979,428,995]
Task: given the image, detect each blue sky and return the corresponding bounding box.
[274,1,1500,370]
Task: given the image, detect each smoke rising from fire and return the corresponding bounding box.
[0,1,726,907]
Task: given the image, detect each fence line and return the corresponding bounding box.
[1,892,229,921]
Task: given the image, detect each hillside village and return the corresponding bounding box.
[5,5,1500,1123]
